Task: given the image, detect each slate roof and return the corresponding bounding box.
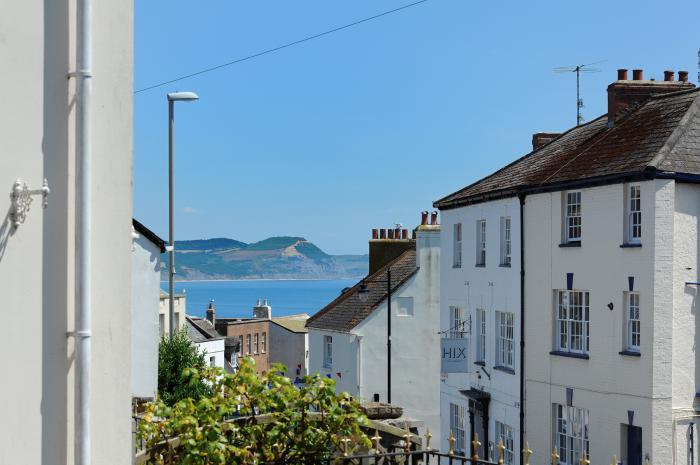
[186,316,223,342]
[306,248,418,332]
[434,88,700,210]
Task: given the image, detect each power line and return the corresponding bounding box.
[135,0,428,94]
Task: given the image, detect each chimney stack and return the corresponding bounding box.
[607,68,695,126]
[532,132,562,151]
[206,300,216,325]
[368,221,416,275]
[253,298,272,319]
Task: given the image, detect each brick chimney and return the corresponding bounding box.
[206,300,216,325]
[607,68,695,126]
[368,222,415,275]
[532,132,561,151]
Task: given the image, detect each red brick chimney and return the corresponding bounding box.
[368,222,417,275]
[607,68,695,126]
[532,132,562,151]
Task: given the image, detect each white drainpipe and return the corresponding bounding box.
[75,0,93,463]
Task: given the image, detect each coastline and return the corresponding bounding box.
[161,277,362,284]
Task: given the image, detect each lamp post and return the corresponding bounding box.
[358,268,392,403]
[167,91,199,337]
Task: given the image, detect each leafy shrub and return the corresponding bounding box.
[139,358,370,464]
[158,329,211,406]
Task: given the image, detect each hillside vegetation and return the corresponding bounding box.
[163,236,367,280]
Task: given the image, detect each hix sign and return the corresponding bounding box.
[441,337,468,373]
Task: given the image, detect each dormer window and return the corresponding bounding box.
[565,191,582,243]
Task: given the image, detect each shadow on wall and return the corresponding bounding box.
[0,206,15,263]
[41,0,70,464]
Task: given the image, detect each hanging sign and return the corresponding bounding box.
[441,337,469,373]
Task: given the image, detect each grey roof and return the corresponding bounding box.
[434,88,700,209]
[306,248,418,332]
[185,316,223,342]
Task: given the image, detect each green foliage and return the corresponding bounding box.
[139,358,371,464]
[158,329,211,406]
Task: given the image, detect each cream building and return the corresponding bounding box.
[159,290,187,336]
[0,0,134,463]
[434,69,700,465]
[307,215,441,440]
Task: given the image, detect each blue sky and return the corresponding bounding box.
[134,0,700,255]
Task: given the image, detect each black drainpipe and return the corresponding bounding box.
[519,193,526,465]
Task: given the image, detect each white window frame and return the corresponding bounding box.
[555,404,589,465]
[209,355,216,367]
[476,219,486,266]
[500,216,512,266]
[495,311,514,368]
[565,191,582,242]
[262,332,267,353]
[626,292,640,352]
[253,333,259,354]
[453,223,462,268]
[450,403,466,455]
[323,335,333,368]
[476,308,486,363]
[495,421,514,465]
[245,334,251,355]
[628,185,641,243]
[238,335,243,355]
[450,306,466,338]
[555,290,590,355]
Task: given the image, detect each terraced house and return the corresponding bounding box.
[435,69,700,465]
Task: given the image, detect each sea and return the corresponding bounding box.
[162,278,358,319]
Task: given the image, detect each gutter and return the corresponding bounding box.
[518,193,525,465]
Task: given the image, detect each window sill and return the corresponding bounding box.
[550,350,589,360]
[620,243,642,248]
[499,263,511,268]
[619,350,641,357]
[452,265,462,269]
[559,241,581,248]
[475,264,486,268]
[473,361,486,367]
[493,365,515,375]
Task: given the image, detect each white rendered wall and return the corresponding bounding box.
[159,293,186,336]
[269,324,307,379]
[131,235,162,399]
[195,339,226,369]
[308,329,359,395]
[0,0,134,462]
[524,181,662,465]
[353,226,441,440]
[439,197,521,459]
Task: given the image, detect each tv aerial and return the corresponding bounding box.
[554,60,606,126]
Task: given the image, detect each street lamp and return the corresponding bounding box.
[357,268,392,403]
[167,91,199,337]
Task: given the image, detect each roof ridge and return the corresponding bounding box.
[648,92,700,169]
[649,86,700,100]
[433,116,605,208]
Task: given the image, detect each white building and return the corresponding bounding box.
[186,316,227,370]
[159,290,186,336]
[307,215,441,440]
[434,69,700,465]
[0,0,134,462]
[131,219,166,400]
[434,197,521,462]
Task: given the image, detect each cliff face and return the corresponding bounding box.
[161,236,367,280]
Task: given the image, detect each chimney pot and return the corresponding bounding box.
[617,69,628,80]
[394,227,401,239]
[401,229,408,240]
[679,71,689,82]
[421,211,429,225]
[664,70,674,81]
[532,132,562,150]
[430,211,438,225]
[380,229,386,239]
[372,228,379,240]
[632,69,643,81]
[387,229,394,240]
